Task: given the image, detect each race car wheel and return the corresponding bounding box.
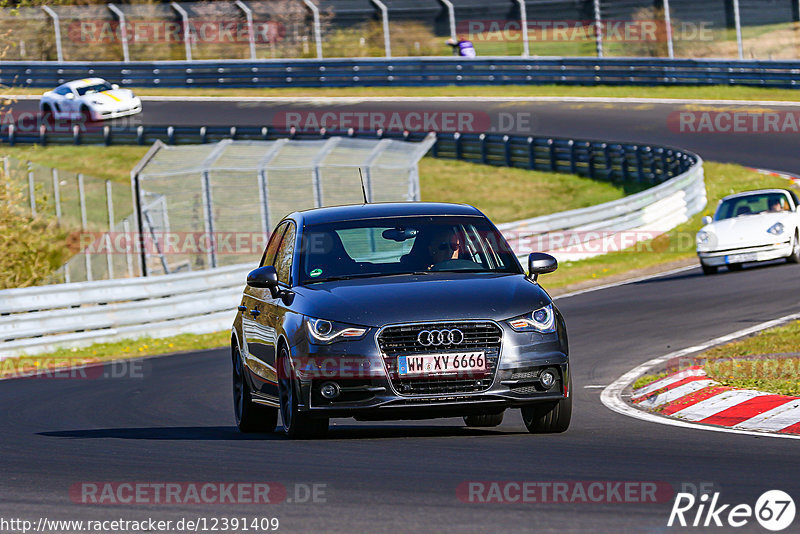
[278,346,328,440]
[464,412,504,427]
[80,105,93,124]
[787,231,800,264]
[232,346,278,433]
[521,376,572,434]
[41,104,54,126]
[701,262,718,275]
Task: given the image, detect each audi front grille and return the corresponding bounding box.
[377,322,502,395]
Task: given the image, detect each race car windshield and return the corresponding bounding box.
[299,215,522,284]
[715,193,790,221]
[76,82,114,96]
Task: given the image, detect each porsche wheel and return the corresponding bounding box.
[787,231,800,264]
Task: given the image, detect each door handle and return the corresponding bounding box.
[249,309,261,317]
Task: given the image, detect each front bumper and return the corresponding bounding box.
[288,324,569,420]
[91,100,142,121]
[698,241,792,266]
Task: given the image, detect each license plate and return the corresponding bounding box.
[397,352,485,376]
[725,253,757,264]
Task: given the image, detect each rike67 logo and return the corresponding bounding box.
[668,490,795,531]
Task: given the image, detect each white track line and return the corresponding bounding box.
[630,367,707,400]
[601,310,800,440]
[636,379,717,409]
[734,400,800,432]
[7,95,800,107]
[670,390,770,421]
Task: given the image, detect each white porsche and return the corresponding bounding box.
[40,78,142,122]
[696,188,800,274]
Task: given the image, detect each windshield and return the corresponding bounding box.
[76,82,113,96]
[714,193,791,221]
[298,215,521,284]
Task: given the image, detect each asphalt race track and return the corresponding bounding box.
[2,97,799,533]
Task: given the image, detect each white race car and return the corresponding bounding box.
[40,78,142,122]
[696,188,800,274]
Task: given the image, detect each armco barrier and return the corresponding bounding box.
[2,57,800,89]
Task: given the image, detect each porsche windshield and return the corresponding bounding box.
[76,82,114,96]
[298,215,521,284]
[715,193,792,221]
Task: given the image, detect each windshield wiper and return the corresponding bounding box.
[303,271,436,284]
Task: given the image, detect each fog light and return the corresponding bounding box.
[540,370,556,389]
[320,381,340,400]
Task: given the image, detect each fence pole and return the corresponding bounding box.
[732,0,744,59]
[200,170,216,269]
[108,4,130,62]
[301,0,324,59]
[371,0,392,58]
[78,173,93,282]
[663,0,674,58]
[41,5,64,62]
[106,180,115,280]
[171,2,193,61]
[515,0,529,57]
[235,0,257,60]
[123,219,135,278]
[439,0,457,42]
[27,162,36,216]
[52,168,62,224]
[593,0,603,58]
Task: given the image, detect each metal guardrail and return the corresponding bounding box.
[0,128,704,358]
[2,57,800,89]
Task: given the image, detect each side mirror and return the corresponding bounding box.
[247,266,279,296]
[528,252,558,282]
[701,215,712,225]
[111,83,120,90]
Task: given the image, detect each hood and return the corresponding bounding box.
[701,212,793,250]
[292,272,550,327]
[83,89,135,105]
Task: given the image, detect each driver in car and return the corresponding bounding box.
[769,196,786,212]
[425,229,461,270]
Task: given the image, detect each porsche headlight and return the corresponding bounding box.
[507,303,556,333]
[767,222,785,236]
[696,230,711,244]
[305,317,367,344]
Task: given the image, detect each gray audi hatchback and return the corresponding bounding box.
[231,202,570,439]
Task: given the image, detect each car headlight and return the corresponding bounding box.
[507,303,556,333]
[305,317,368,344]
[696,230,711,244]
[767,222,785,235]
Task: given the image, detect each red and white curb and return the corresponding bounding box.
[601,311,800,440]
[631,366,800,435]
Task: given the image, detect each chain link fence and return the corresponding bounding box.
[2,1,800,62]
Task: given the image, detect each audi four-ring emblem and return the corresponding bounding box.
[417,328,464,346]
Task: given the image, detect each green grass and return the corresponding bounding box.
[0,145,149,183]
[0,331,230,379]
[8,84,800,101]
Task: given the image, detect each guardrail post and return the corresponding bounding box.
[41,6,64,62]
[601,143,612,180]
[479,133,488,164]
[78,173,93,282]
[7,125,15,147]
[635,146,645,183]
[103,125,112,146]
[568,139,577,174]
[371,0,392,58]
[301,0,324,59]
[663,0,674,59]
[235,0,257,60]
[503,135,512,166]
[732,0,744,60]
[586,141,595,179]
[171,2,193,61]
[548,139,557,172]
[52,168,62,224]
[108,4,130,62]
[592,0,603,58]
[72,124,81,145]
[106,180,115,279]
[620,146,630,181]
[527,137,535,170]
[515,0,529,57]
[167,126,176,145]
[39,124,47,146]
[136,125,145,145]
[27,162,36,217]
[452,132,462,160]
[199,126,208,143]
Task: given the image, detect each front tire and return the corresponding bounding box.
[278,346,328,439]
[701,262,718,275]
[464,412,504,427]
[787,231,800,264]
[232,347,278,433]
[521,376,572,434]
